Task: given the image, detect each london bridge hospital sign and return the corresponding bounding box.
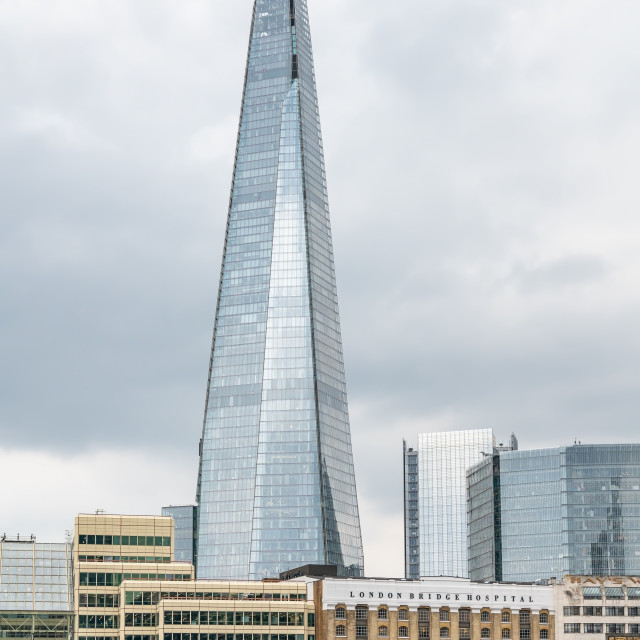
[320,579,554,613]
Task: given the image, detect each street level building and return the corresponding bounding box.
[195,0,364,580]
[0,535,73,640]
[313,577,554,640]
[467,444,640,582]
[554,575,640,639]
[404,430,517,578]
[74,513,195,640]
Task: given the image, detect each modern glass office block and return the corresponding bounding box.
[416,429,495,578]
[467,444,640,582]
[162,505,197,565]
[196,0,364,580]
[0,537,73,639]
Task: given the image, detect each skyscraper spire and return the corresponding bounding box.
[196,0,364,580]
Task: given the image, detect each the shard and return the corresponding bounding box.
[195,0,365,580]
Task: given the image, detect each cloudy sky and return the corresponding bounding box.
[1,0,640,577]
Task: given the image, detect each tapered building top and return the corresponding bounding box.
[195,0,365,580]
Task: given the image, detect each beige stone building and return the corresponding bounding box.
[553,575,640,640]
[74,514,316,640]
[312,577,554,640]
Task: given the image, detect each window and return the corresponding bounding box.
[606,607,624,616]
[519,611,530,626]
[356,626,368,638]
[519,630,530,640]
[336,608,346,620]
[628,588,640,600]
[629,625,640,634]
[440,629,449,639]
[564,624,581,634]
[459,630,470,640]
[399,610,409,622]
[583,607,601,616]
[502,612,511,623]
[440,610,450,622]
[399,626,409,638]
[459,610,470,625]
[481,611,490,623]
[539,613,548,624]
[378,609,388,621]
[606,625,625,634]
[419,609,430,623]
[540,631,548,640]
[606,588,624,600]
[583,588,602,600]
[502,630,511,639]
[378,627,388,638]
[584,624,602,634]
[420,627,430,639]
[356,607,368,621]
[336,625,346,637]
[628,608,640,617]
[564,606,580,616]
[481,629,490,639]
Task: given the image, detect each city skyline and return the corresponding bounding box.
[2,0,640,580]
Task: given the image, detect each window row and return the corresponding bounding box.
[582,587,640,599]
[162,634,306,640]
[337,608,544,625]
[564,623,639,634]
[126,592,305,605]
[79,593,119,608]
[163,612,307,627]
[78,535,171,547]
[337,627,547,640]
[78,615,119,629]
[125,614,158,628]
[564,606,640,616]
[79,555,170,563]
[78,572,192,586]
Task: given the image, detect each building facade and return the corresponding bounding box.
[313,577,554,640]
[195,0,364,580]
[405,430,497,578]
[404,443,420,579]
[161,506,197,565]
[0,535,73,640]
[554,575,640,639]
[467,444,640,582]
[74,513,195,640]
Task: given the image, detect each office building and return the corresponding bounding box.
[314,576,554,640]
[162,505,197,565]
[554,575,640,639]
[467,444,640,582]
[74,513,195,640]
[196,0,364,580]
[0,535,73,640]
[404,430,512,578]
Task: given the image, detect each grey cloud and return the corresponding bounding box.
[511,255,608,294]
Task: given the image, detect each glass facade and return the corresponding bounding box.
[196,0,364,580]
[416,429,495,578]
[467,444,640,582]
[161,506,197,565]
[0,538,72,639]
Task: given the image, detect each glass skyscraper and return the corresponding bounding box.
[406,429,496,578]
[467,444,640,582]
[195,0,364,580]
